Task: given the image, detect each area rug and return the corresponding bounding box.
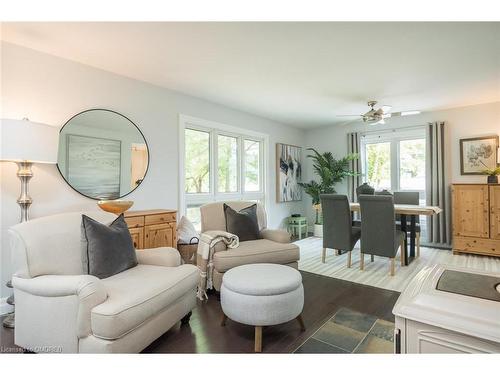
[296,236,500,292]
[294,307,394,354]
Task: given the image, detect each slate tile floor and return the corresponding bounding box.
[295,307,394,354]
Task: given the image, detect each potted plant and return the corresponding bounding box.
[298,148,359,237]
[482,166,500,184]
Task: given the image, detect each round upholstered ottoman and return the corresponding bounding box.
[220,263,305,352]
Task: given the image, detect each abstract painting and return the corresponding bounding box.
[460,136,499,175]
[67,134,122,199]
[277,143,302,202]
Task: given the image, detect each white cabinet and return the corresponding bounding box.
[393,265,500,354]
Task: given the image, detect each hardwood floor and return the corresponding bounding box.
[0,271,400,354]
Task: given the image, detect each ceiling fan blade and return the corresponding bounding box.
[381,105,392,113]
[336,115,362,117]
[390,112,402,117]
[371,119,385,125]
[382,113,392,119]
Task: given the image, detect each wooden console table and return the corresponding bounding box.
[124,209,177,249]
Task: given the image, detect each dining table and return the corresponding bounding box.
[349,203,442,266]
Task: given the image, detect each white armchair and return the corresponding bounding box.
[9,211,199,353]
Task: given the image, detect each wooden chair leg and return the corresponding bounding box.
[390,257,395,276]
[221,313,227,326]
[370,254,374,262]
[296,314,306,331]
[347,251,352,268]
[360,252,364,270]
[322,247,326,263]
[255,326,262,353]
[416,232,421,257]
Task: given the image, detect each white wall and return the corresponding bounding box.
[303,101,500,225]
[0,42,308,297]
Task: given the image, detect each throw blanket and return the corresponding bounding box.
[196,230,239,300]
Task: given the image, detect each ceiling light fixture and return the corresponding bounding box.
[401,111,421,116]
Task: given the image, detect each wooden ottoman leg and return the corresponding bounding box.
[255,326,262,353]
[297,314,306,331]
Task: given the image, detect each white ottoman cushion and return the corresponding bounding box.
[220,263,304,326]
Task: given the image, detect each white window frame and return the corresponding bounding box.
[360,126,427,198]
[179,114,268,217]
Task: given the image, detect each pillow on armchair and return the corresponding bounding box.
[224,203,262,242]
[81,214,138,279]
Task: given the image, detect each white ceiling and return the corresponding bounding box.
[1,22,499,128]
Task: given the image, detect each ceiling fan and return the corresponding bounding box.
[337,101,421,125]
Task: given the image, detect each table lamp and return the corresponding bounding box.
[0,118,59,328]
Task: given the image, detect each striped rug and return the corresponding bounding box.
[296,236,500,292]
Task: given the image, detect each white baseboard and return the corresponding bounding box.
[0,297,14,316]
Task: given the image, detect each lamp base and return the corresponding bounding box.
[16,161,33,222]
[2,313,14,328]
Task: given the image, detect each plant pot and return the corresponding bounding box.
[487,175,498,184]
[314,224,323,237]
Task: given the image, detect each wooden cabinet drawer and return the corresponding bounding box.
[453,236,500,257]
[145,213,176,225]
[125,216,144,228]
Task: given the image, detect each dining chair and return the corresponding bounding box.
[394,191,421,257]
[320,194,361,267]
[359,195,406,276]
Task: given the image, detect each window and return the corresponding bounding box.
[180,115,266,230]
[361,127,426,196]
[399,138,426,191]
[365,142,391,190]
[185,129,210,193]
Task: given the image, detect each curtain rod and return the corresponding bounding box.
[359,124,427,137]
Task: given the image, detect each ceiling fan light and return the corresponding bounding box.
[401,110,421,116]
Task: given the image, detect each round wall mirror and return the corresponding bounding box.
[57,109,149,200]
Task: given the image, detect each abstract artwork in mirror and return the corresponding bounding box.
[277,143,302,202]
[57,109,149,199]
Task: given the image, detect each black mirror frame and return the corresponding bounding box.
[56,108,150,201]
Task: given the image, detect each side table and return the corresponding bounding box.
[288,216,308,240]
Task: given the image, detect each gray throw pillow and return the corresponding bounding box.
[223,203,261,242]
[81,214,138,279]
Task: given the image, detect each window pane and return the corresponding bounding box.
[217,135,238,193]
[400,138,426,191]
[244,140,261,192]
[365,142,391,190]
[185,128,210,193]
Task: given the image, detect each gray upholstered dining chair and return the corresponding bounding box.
[320,194,361,267]
[359,195,406,276]
[394,191,421,257]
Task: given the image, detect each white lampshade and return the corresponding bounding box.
[0,118,59,164]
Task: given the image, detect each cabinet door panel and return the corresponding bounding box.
[144,223,174,248]
[129,227,144,249]
[490,185,500,240]
[452,185,489,238]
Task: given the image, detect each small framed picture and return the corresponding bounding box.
[460,136,499,175]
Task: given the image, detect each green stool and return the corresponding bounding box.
[288,216,308,240]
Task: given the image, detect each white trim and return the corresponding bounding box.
[178,114,269,218]
[0,297,14,316]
